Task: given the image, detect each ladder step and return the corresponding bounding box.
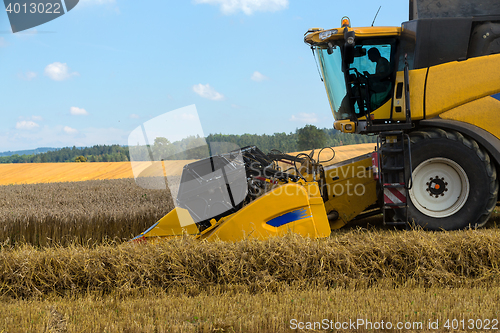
[384,203,407,208]
[383,183,406,188]
[379,131,404,138]
[378,130,412,226]
[382,166,405,171]
[384,221,407,226]
[380,148,404,153]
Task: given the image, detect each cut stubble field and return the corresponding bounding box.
[4,284,500,332]
[2,231,500,332]
[2,143,500,332]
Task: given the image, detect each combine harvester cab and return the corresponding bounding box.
[129,105,377,242]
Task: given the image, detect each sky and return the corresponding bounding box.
[0,0,408,152]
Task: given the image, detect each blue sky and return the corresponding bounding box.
[0,0,408,152]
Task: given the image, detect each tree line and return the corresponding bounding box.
[0,125,376,163]
[0,145,130,163]
[206,126,376,154]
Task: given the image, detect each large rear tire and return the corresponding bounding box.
[404,128,498,230]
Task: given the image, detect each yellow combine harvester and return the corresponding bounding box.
[134,0,500,242]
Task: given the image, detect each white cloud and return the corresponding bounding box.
[18,115,43,121]
[289,112,318,124]
[16,121,39,130]
[63,126,78,134]
[44,62,79,81]
[0,37,7,47]
[130,114,140,119]
[192,83,224,101]
[70,106,89,116]
[18,71,37,81]
[194,0,288,15]
[251,71,269,82]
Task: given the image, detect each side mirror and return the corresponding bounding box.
[343,28,356,65]
[327,42,335,55]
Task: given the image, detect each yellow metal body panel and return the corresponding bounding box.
[425,53,500,119]
[391,68,427,121]
[362,99,392,121]
[439,96,500,140]
[352,26,401,38]
[135,207,199,241]
[202,182,330,241]
[138,182,331,242]
[322,154,378,229]
[408,68,427,120]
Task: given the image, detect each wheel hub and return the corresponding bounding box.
[426,176,448,197]
[409,157,470,218]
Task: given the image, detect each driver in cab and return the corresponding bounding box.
[364,48,392,109]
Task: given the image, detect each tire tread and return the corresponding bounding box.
[408,128,498,229]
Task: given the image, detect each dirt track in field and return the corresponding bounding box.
[0,144,375,185]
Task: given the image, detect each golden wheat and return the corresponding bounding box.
[2,146,498,332]
[0,143,375,185]
[1,286,500,332]
[0,161,191,185]
[2,229,500,299]
[0,178,174,246]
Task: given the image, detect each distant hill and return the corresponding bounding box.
[0,147,60,157]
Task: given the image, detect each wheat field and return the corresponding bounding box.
[0,144,375,185]
[0,178,174,246]
[2,143,499,332]
[2,231,500,331]
[0,160,190,185]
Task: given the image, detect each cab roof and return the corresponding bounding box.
[304,26,401,46]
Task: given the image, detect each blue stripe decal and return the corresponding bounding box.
[266,208,312,227]
[492,93,500,101]
[132,221,159,240]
